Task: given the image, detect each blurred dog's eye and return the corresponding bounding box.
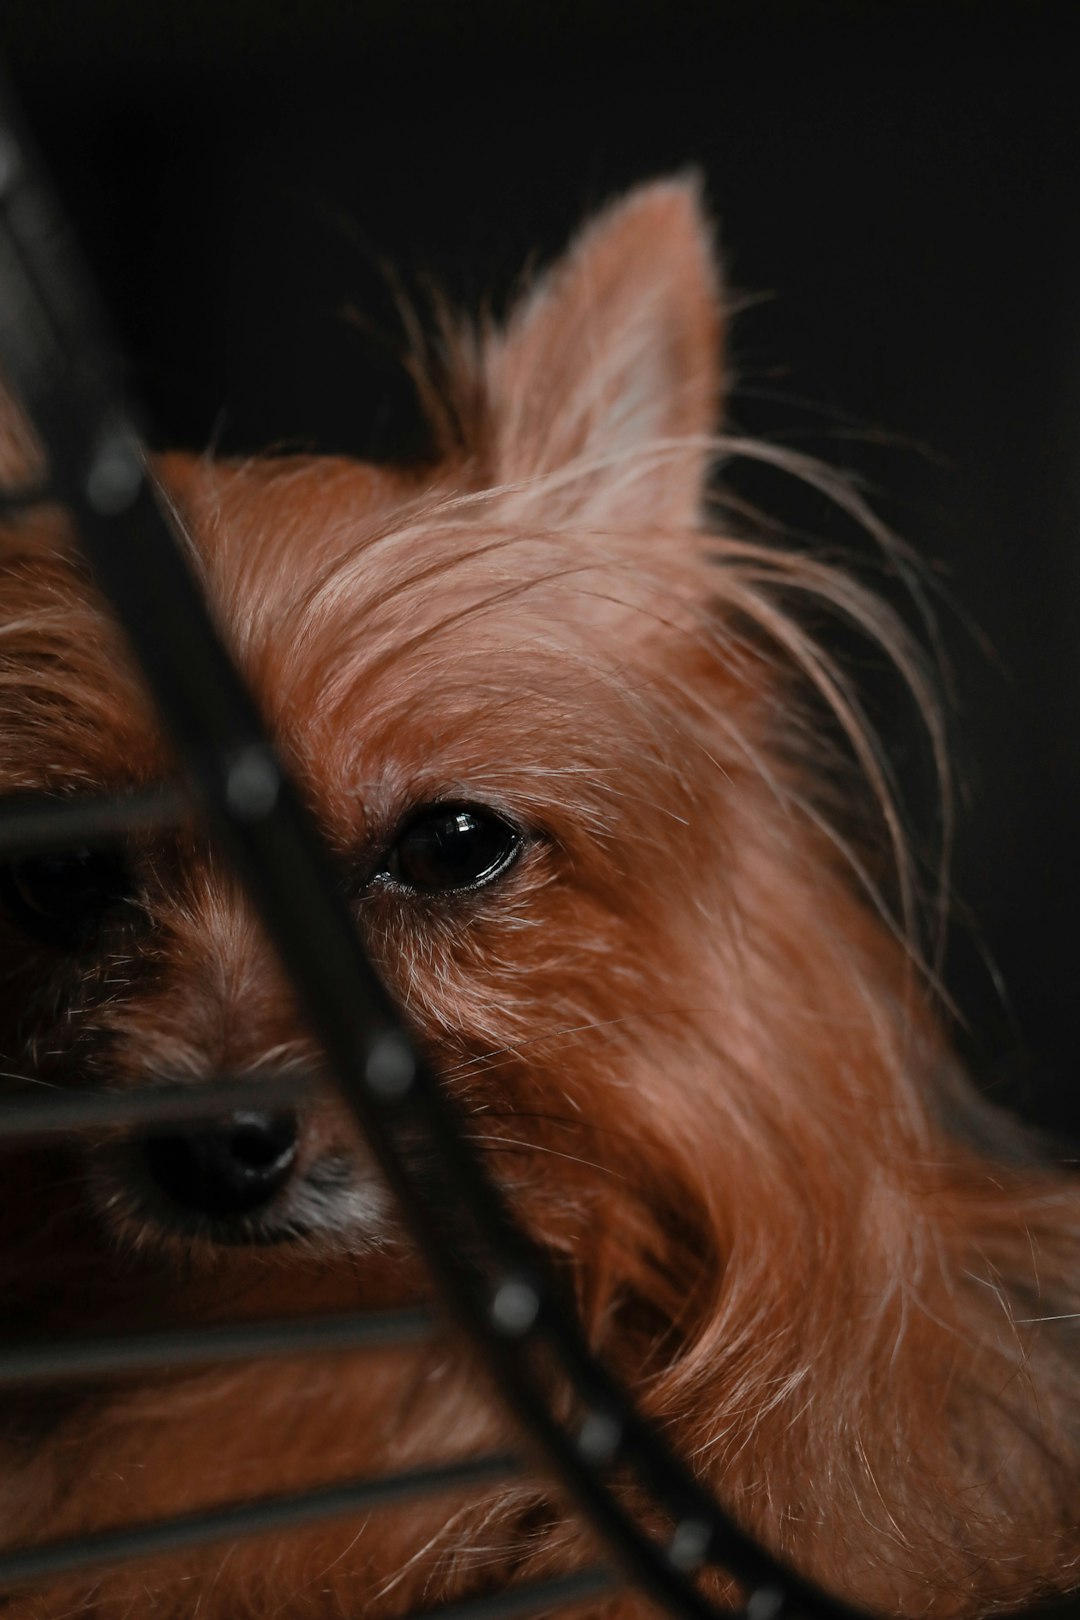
[0,849,132,946]
[382,806,523,893]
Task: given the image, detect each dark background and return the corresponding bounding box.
[2,0,1077,1136]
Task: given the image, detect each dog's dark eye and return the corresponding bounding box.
[382,805,523,893]
[0,849,132,946]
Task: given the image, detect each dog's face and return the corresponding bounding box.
[0,182,765,1293]
[0,183,944,1343]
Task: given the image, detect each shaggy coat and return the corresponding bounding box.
[0,181,1077,1619]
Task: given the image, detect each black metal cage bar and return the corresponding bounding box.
[0,1453,521,1591]
[0,1307,435,1387]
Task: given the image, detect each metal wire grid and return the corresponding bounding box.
[0,82,874,1620]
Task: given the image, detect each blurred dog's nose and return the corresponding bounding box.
[141,1111,299,1221]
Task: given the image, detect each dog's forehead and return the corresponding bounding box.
[160,454,712,843]
[172,453,679,695]
[177,455,514,693]
[163,451,418,612]
[0,453,714,825]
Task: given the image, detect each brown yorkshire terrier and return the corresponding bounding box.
[0,179,1078,1620]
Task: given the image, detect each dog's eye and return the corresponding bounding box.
[0,849,132,946]
[381,805,523,893]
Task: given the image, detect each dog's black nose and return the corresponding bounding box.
[141,1111,299,1221]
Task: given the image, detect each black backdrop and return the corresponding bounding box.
[2,0,1077,1137]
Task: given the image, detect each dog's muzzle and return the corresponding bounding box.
[141,1110,299,1226]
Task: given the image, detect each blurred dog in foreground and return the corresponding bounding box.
[0,179,1077,1618]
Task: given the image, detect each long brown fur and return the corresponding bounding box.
[0,179,1078,1619]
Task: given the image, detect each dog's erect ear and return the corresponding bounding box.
[480,177,723,529]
